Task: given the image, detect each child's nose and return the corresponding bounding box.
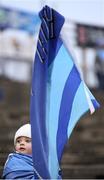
[20,141,25,145]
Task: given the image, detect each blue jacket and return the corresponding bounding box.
[2,152,40,179]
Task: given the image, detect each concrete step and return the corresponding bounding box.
[61,164,104,179]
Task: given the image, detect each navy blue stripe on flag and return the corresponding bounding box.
[30,53,50,178]
[57,65,81,161]
[91,99,100,109]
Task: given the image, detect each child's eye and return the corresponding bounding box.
[16,139,20,143]
[26,139,31,143]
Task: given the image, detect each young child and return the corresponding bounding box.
[2,124,41,179]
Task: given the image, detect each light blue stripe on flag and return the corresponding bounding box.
[47,44,74,178]
[67,81,90,138]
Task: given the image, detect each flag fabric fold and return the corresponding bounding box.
[30,5,100,179]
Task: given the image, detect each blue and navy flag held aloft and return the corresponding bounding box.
[30,5,100,179]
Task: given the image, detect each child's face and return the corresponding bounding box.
[15,136,32,155]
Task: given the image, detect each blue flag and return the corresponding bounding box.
[30,5,100,179]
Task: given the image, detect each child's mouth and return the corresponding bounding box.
[20,147,25,151]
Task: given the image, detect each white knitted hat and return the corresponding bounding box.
[14,124,31,144]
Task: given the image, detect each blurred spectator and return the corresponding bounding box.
[95,39,104,90]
